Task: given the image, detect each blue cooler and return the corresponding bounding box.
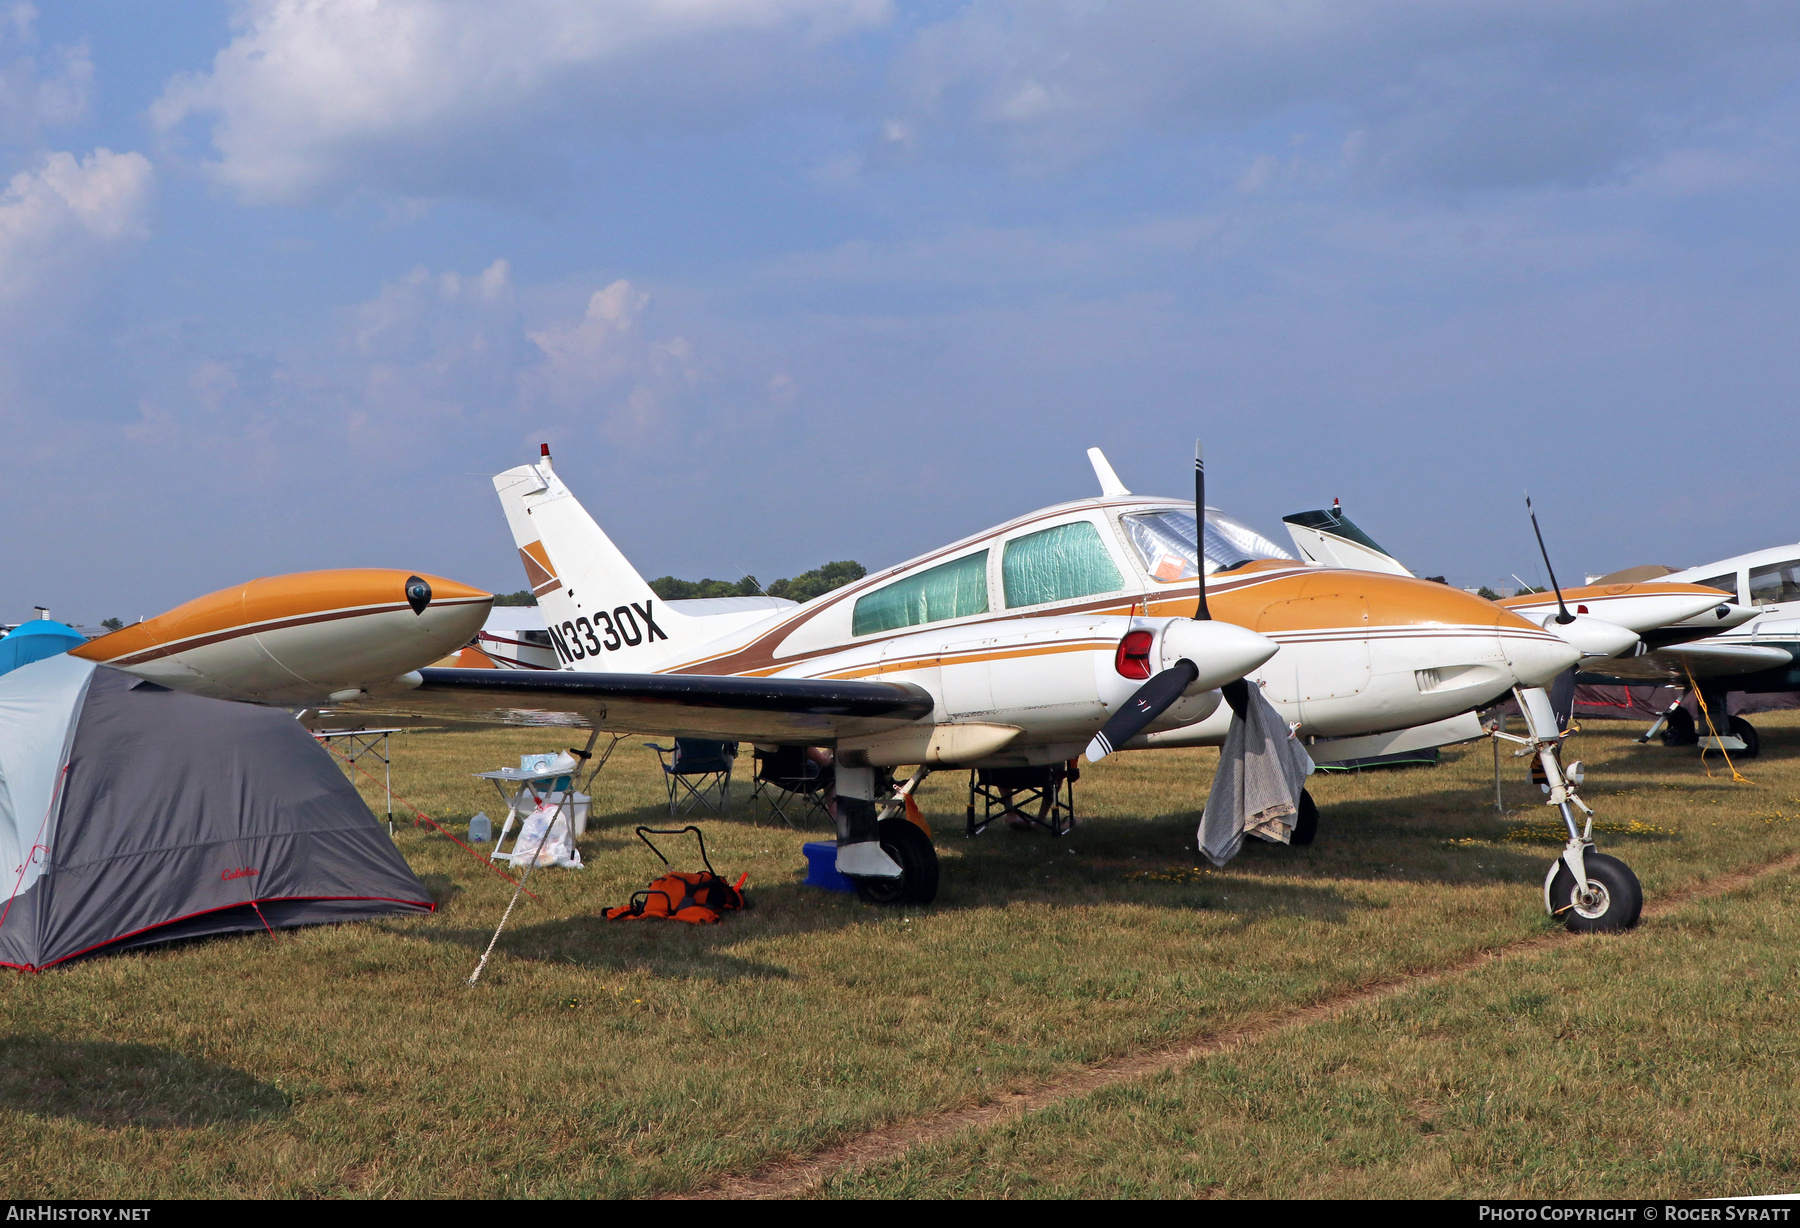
[802,841,856,892]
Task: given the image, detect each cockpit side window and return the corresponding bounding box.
[1696,573,1741,603]
[1120,509,1294,581]
[852,550,989,636]
[1748,561,1800,607]
[1003,521,1124,608]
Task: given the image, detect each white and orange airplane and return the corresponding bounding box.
[335,444,1641,928]
[71,569,492,707]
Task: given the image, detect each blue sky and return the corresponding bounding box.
[5,1,1800,624]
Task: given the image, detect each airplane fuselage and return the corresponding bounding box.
[518,491,1576,765]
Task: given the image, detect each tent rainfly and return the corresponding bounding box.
[0,655,434,971]
[0,619,87,678]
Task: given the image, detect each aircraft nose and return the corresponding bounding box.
[1534,613,1638,659]
[1500,622,1583,687]
[1160,619,1280,690]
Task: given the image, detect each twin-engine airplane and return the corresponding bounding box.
[1574,545,1800,757]
[342,443,1594,916]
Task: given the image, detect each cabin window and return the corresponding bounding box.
[1003,521,1124,608]
[1748,561,1800,607]
[1695,573,1740,603]
[1120,509,1294,580]
[852,551,989,636]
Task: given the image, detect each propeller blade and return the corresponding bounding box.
[1525,493,1574,625]
[1085,659,1200,762]
[1194,439,1211,621]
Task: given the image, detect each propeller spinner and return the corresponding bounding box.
[1085,441,1274,762]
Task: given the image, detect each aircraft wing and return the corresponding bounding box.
[1578,642,1793,685]
[345,667,937,743]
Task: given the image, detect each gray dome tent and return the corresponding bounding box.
[0,655,433,971]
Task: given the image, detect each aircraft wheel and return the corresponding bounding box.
[1730,716,1761,760]
[853,817,939,906]
[1548,852,1642,933]
[1290,789,1318,846]
[1661,706,1697,746]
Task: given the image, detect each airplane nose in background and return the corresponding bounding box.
[1548,614,1639,660]
[1160,619,1280,690]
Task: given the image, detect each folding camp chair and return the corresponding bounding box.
[967,762,1078,837]
[645,739,737,816]
[746,745,833,828]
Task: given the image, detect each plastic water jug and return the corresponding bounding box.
[468,812,492,843]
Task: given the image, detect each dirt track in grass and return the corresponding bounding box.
[677,844,1800,1199]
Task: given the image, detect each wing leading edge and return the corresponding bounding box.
[352,667,937,743]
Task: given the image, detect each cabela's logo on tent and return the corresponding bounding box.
[222,866,260,881]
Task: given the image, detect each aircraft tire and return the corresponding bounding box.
[852,817,939,906]
[1661,706,1697,746]
[1290,789,1318,846]
[1548,852,1642,934]
[1730,715,1761,760]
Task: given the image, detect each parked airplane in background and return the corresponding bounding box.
[73,569,493,706]
[1575,547,1800,757]
[336,444,1612,921]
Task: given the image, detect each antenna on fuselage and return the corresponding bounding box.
[1525,494,1575,625]
[1087,447,1130,498]
[1195,440,1211,621]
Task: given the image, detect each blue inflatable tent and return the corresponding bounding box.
[0,621,87,678]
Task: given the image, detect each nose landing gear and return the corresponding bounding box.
[1494,685,1642,933]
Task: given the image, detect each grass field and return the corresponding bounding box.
[4,712,1800,1198]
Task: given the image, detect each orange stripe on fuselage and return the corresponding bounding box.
[1497,581,1733,610]
[72,569,491,665]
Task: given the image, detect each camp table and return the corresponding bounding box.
[473,733,623,863]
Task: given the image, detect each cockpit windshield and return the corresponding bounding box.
[1119,508,1294,581]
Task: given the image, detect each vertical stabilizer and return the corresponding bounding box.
[1281,504,1413,576]
[492,448,699,671]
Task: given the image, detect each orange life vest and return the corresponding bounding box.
[604,870,748,924]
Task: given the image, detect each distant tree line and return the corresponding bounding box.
[650,561,866,604]
[492,591,537,606]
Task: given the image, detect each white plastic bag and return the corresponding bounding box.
[508,802,583,869]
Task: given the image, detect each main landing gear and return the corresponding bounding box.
[1494,685,1642,933]
[1640,693,1760,760]
[834,764,939,906]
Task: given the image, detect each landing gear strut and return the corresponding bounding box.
[836,764,939,906]
[1493,685,1642,933]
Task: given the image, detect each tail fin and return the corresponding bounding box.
[1281,504,1413,577]
[493,448,700,671]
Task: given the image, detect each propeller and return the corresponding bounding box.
[1525,494,1575,626]
[1085,441,1268,761]
[1194,439,1211,621]
[1085,658,1200,760]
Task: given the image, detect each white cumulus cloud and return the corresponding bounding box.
[0,3,93,139]
[151,0,891,204]
[0,147,154,308]
[888,0,1800,189]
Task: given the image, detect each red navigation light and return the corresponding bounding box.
[1115,629,1155,680]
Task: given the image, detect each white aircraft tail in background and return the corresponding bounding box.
[493,446,713,672]
[1281,502,1413,576]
